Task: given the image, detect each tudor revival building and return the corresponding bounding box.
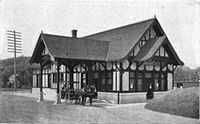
[30,17,183,104]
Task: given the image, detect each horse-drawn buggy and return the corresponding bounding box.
[61,82,97,105]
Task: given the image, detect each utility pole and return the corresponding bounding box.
[7,30,22,91]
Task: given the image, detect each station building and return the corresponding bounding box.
[30,17,183,103]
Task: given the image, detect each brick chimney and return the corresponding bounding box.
[71,29,77,38]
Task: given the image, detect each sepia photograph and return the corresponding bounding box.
[0,0,199,123]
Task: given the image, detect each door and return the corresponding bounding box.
[81,73,86,88]
[47,74,51,88]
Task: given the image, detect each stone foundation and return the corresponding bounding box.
[32,88,57,101]
[98,91,168,104]
[32,88,168,104]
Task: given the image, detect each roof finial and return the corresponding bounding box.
[41,30,43,34]
[154,14,157,19]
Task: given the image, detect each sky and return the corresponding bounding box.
[0,0,200,69]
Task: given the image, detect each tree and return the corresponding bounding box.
[0,56,38,88]
[174,66,200,82]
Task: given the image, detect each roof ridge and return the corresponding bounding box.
[42,33,111,43]
[42,33,74,39]
[83,17,155,38]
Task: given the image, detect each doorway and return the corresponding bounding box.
[47,74,51,88]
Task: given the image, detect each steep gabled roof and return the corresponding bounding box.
[84,18,155,61]
[30,17,183,66]
[43,34,110,61]
[30,33,110,63]
[162,38,184,65]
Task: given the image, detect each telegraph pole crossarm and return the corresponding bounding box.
[7,30,22,91]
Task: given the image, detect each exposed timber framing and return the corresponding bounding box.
[56,62,61,104]
[39,64,44,102]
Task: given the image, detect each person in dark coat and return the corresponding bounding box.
[81,84,87,105]
[88,85,97,105]
[146,84,154,99]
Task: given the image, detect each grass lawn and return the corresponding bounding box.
[0,91,199,124]
[0,92,125,124]
[145,87,199,119]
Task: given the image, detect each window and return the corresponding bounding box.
[94,73,99,79]
[101,76,106,91]
[130,79,135,89]
[137,79,143,92]
[130,72,156,92]
[129,72,136,91]
[81,73,86,88]
[32,75,36,88]
[137,72,143,78]
[108,78,112,85]
[154,79,159,91]
[43,74,48,88]
[73,73,77,82]
[136,72,144,92]
[155,46,169,58]
[53,73,57,83]
[165,51,169,57]
[154,73,159,78]
[145,73,152,78]
[154,73,160,91]
[160,47,165,56]
[154,73,167,91]
[160,79,166,90]
[100,72,113,91]
[106,72,113,91]
[65,73,69,82]
[36,74,40,87]
[102,78,106,85]
[60,73,64,82]
[130,72,135,78]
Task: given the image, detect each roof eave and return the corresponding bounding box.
[30,34,42,64]
[30,33,56,64]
